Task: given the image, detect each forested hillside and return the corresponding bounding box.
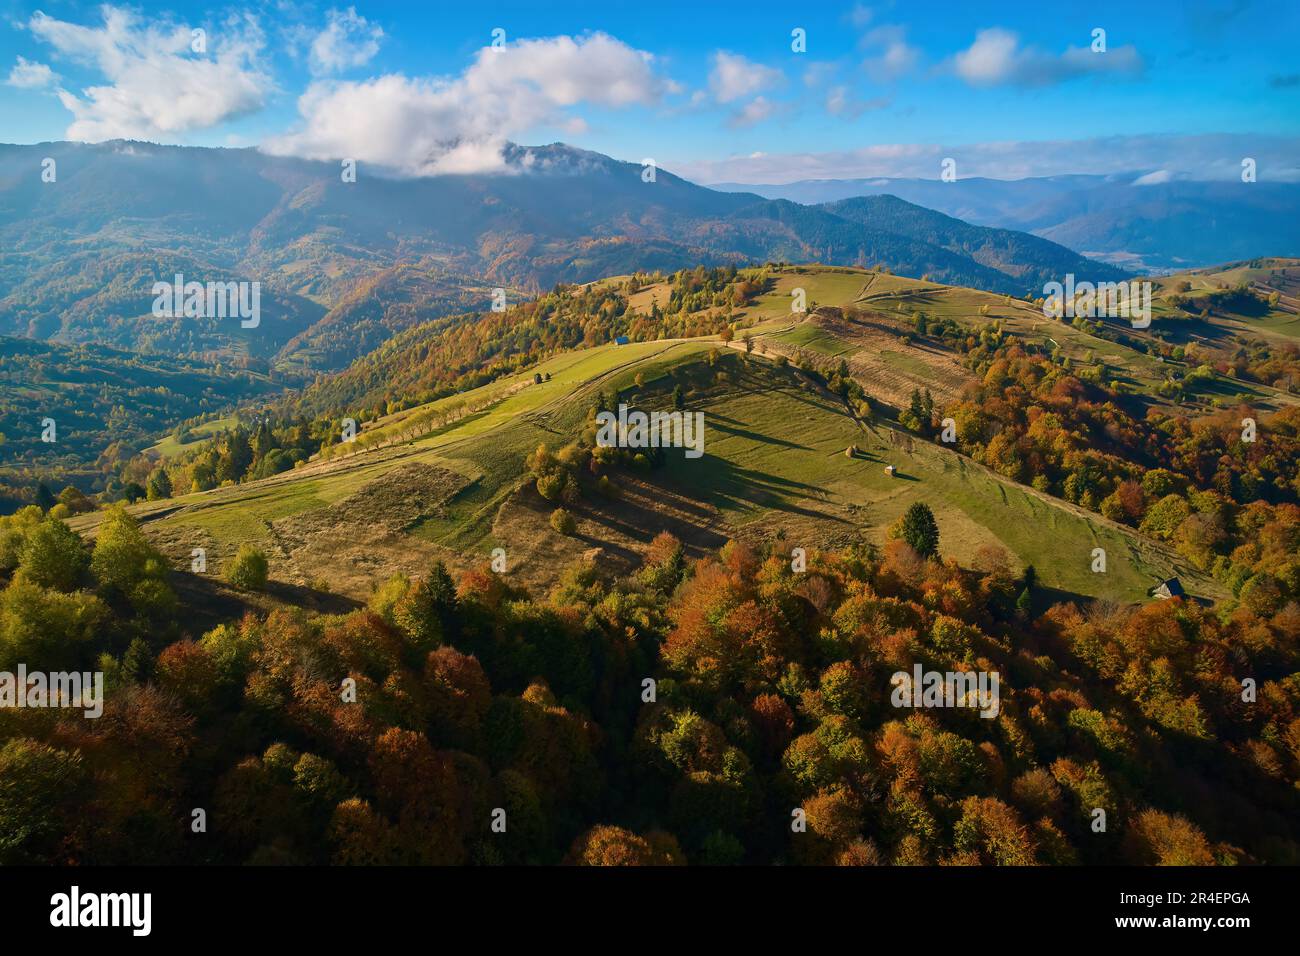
[0,336,279,508]
[5,258,1298,868]
[2,503,1297,865]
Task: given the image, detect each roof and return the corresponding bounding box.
[1151,577,1185,598]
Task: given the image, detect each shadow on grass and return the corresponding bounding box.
[568,481,730,567]
[664,456,854,525]
[168,569,362,636]
[707,419,813,450]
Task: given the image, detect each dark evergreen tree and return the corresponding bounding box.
[895,502,940,558]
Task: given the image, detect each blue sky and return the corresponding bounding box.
[2,0,1297,182]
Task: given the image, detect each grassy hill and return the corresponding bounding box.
[65,258,1300,619]
[69,316,1224,607]
[729,263,1300,412]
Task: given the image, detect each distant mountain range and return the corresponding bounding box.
[0,141,1128,374]
[710,173,1300,273]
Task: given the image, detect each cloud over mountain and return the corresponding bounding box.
[265,32,668,175]
[679,133,1300,185]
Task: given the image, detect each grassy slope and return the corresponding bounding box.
[72,322,1220,605]
[69,340,711,574]
[1152,259,1300,342]
[653,359,1216,603]
[147,416,239,460]
[726,265,1299,412]
[79,260,1294,605]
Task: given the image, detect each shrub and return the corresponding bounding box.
[224,545,269,590]
[551,508,577,536]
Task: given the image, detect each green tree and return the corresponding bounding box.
[34,483,56,512]
[892,502,940,558]
[224,544,269,590]
[536,471,566,502]
[394,563,459,651]
[0,506,45,574]
[0,580,106,671]
[57,486,94,514]
[0,738,90,864]
[908,388,924,422]
[90,505,167,599]
[217,426,253,483]
[1139,494,1192,540]
[146,467,172,501]
[17,517,88,592]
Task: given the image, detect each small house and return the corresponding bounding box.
[614,335,630,345]
[885,464,896,477]
[1150,578,1184,600]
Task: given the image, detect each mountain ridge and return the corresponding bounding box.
[710,173,1300,272]
[1,140,1125,373]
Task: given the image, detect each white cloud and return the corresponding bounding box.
[476,33,664,108]
[310,6,383,75]
[671,134,1300,185]
[6,56,58,89]
[826,85,889,118]
[800,55,893,119]
[1132,169,1174,185]
[951,28,1021,85]
[802,61,837,88]
[27,5,271,141]
[847,4,875,28]
[728,96,776,128]
[950,28,1143,87]
[265,32,666,175]
[708,51,782,103]
[861,25,919,82]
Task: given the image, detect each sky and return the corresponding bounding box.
[1,0,1298,184]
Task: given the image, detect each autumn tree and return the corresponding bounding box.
[566,825,684,865]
